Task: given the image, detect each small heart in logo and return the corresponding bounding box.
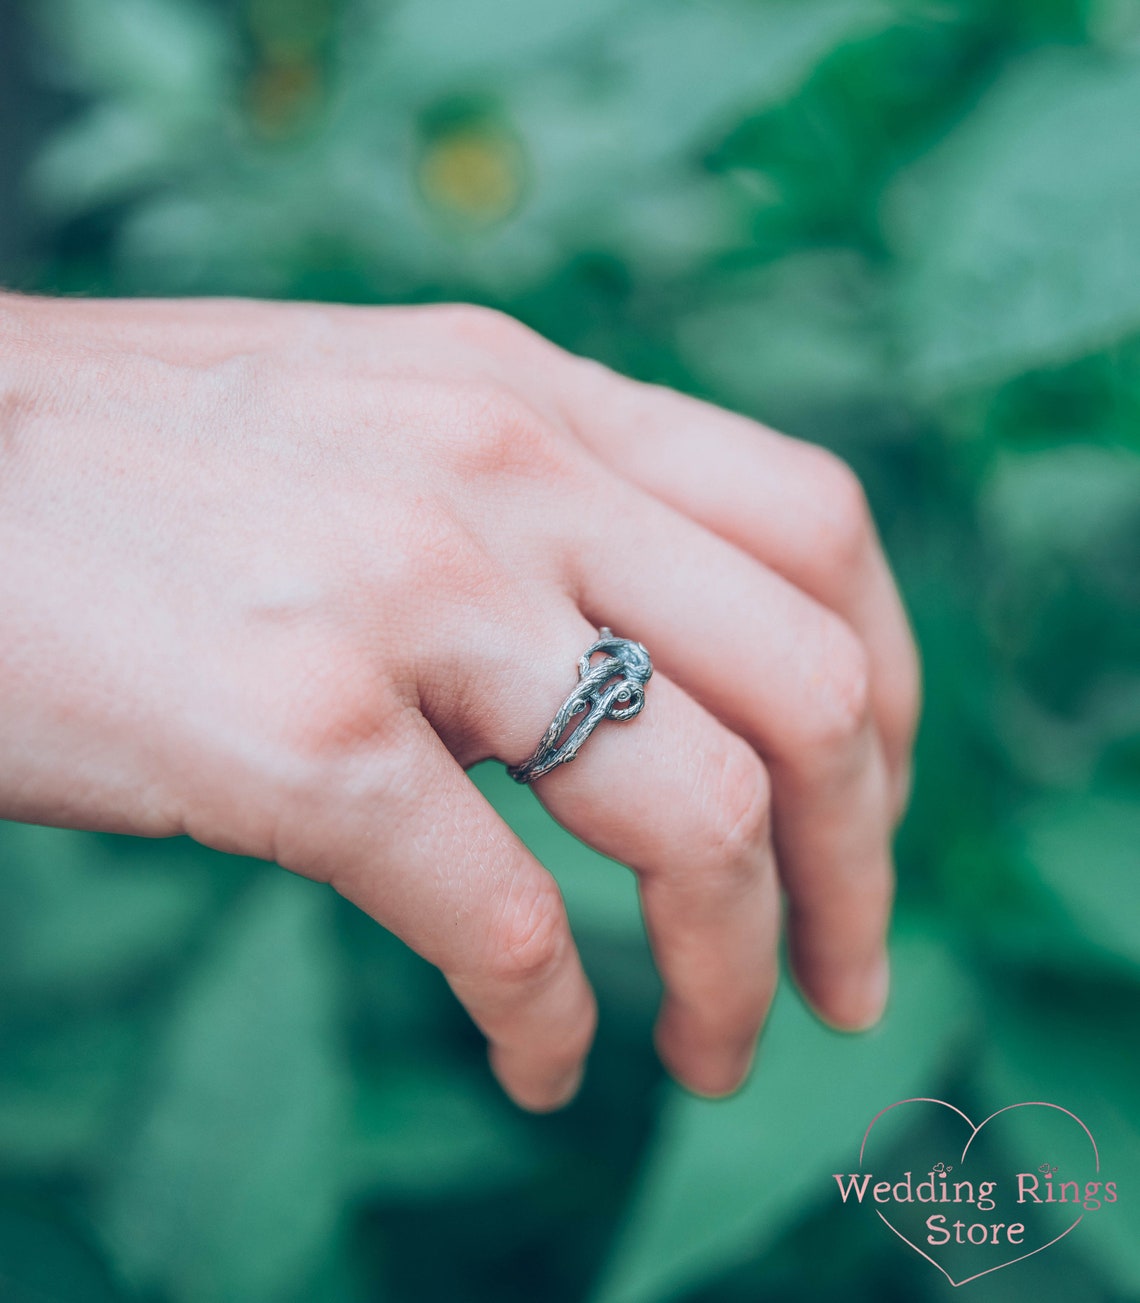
[853,1098,1100,1287]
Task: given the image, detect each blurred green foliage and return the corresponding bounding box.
[2,0,1140,1300]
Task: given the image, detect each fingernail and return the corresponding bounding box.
[855,953,890,1029]
[546,1062,585,1110]
[703,1040,758,1099]
[659,1025,759,1100]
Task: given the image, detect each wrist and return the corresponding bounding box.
[0,294,165,834]
[1,291,49,444]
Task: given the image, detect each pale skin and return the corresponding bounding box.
[0,292,920,1112]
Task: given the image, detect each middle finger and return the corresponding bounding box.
[567,477,895,1031]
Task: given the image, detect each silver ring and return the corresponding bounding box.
[507,626,653,783]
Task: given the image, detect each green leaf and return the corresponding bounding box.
[348,1060,542,1199]
[891,50,1140,390]
[0,822,213,999]
[0,1015,144,1174]
[592,929,975,1303]
[0,1203,126,1303]
[36,0,232,100]
[977,982,1140,1292]
[97,872,348,1303]
[32,0,895,296]
[277,1222,384,1303]
[583,0,893,165]
[31,104,186,216]
[676,250,895,426]
[979,444,1140,561]
[28,0,233,215]
[1016,793,1140,968]
[490,0,895,277]
[470,760,645,941]
[380,0,888,159]
[379,0,627,85]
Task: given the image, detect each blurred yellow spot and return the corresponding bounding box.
[417,129,524,225]
[248,59,320,137]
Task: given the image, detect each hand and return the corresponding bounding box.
[0,294,920,1111]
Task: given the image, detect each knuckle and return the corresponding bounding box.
[808,447,873,571]
[698,740,772,886]
[489,882,570,988]
[448,384,577,486]
[801,621,873,755]
[441,302,538,352]
[276,652,413,771]
[252,668,420,871]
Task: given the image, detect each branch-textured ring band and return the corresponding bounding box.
[507,627,653,783]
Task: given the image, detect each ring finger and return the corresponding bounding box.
[566,478,895,1032]
[448,602,781,1099]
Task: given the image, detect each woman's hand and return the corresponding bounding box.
[0,294,919,1111]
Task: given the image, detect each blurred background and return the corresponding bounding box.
[1,0,1139,1300]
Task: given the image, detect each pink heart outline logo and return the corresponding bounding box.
[859,1097,1100,1288]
